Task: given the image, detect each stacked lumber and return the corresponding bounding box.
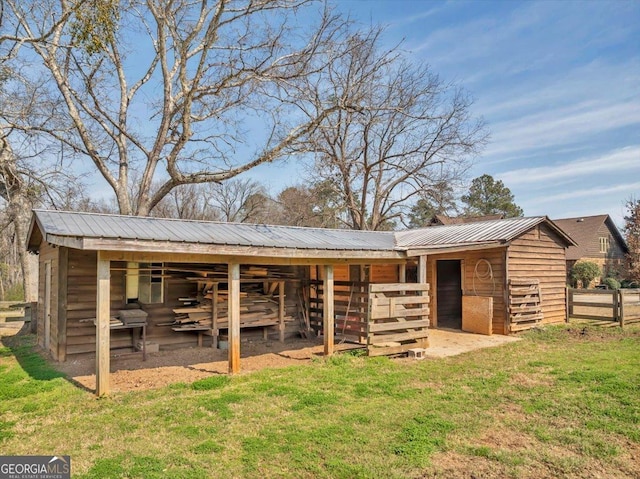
[171,286,289,331]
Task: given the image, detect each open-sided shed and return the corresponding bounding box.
[27,210,575,395]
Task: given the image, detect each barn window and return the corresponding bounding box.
[126,262,164,304]
[599,237,609,253]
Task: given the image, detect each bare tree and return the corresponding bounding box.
[205,178,266,223]
[0,134,39,300]
[151,184,217,221]
[299,28,486,230]
[2,0,357,216]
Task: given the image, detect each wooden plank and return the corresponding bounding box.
[570,313,616,321]
[228,263,241,374]
[96,253,110,397]
[369,319,430,333]
[370,306,430,320]
[367,338,430,357]
[570,301,615,309]
[509,279,539,286]
[324,265,334,357]
[371,295,430,306]
[369,283,429,293]
[511,313,544,322]
[510,305,544,314]
[369,330,429,344]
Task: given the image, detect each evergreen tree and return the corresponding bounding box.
[461,174,523,218]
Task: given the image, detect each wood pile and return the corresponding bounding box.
[171,283,290,331]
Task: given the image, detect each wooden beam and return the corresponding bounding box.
[323,265,334,357]
[99,249,406,265]
[45,234,84,250]
[96,252,111,396]
[85,239,406,261]
[278,281,285,342]
[228,262,241,374]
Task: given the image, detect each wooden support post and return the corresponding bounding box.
[228,263,241,374]
[96,252,111,397]
[618,290,625,328]
[613,290,620,326]
[278,281,285,342]
[418,255,427,284]
[417,256,428,328]
[565,286,569,323]
[323,265,334,356]
[211,282,219,348]
[399,263,406,283]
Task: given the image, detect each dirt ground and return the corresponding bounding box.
[3,321,520,394]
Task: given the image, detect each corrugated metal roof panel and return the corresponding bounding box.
[33,210,395,251]
[395,216,546,248]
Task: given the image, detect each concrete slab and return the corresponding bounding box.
[423,328,521,358]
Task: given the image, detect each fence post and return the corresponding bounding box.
[612,290,620,326]
[565,287,569,323]
[619,290,625,328]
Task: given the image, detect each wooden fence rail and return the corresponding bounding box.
[567,288,640,327]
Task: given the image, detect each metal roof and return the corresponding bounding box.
[28,210,575,256]
[30,209,395,251]
[395,216,575,249]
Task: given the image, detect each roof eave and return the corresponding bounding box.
[81,237,406,261]
[404,241,505,257]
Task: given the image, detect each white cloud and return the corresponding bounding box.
[497,146,640,186]
[526,181,640,205]
[484,102,640,158]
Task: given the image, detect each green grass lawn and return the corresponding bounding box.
[1,325,639,478]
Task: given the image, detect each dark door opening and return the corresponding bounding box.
[436,260,462,329]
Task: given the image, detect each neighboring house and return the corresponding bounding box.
[27,210,575,394]
[553,214,628,285]
[427,214,504,226]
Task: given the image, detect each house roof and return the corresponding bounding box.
[27,210,575,260]
[552,214,628,261]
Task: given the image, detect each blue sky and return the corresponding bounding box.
[319,0,639,227]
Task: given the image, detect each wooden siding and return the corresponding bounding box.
[508,224,568,326]
[65,249,127,356]
[583,222,627,260]
[427,247,507,335]
[369,264,399,283]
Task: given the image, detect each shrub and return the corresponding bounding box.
[602,277,620,290]
[571,260,601,288]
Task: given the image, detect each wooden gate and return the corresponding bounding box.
[367,283,430,357]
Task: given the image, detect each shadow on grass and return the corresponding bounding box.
[0,325,93,397]
[0,326,65,381]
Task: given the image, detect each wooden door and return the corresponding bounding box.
[436,260,462,329]
[44,261,52,351]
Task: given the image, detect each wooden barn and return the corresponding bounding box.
[27,210,574,395]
